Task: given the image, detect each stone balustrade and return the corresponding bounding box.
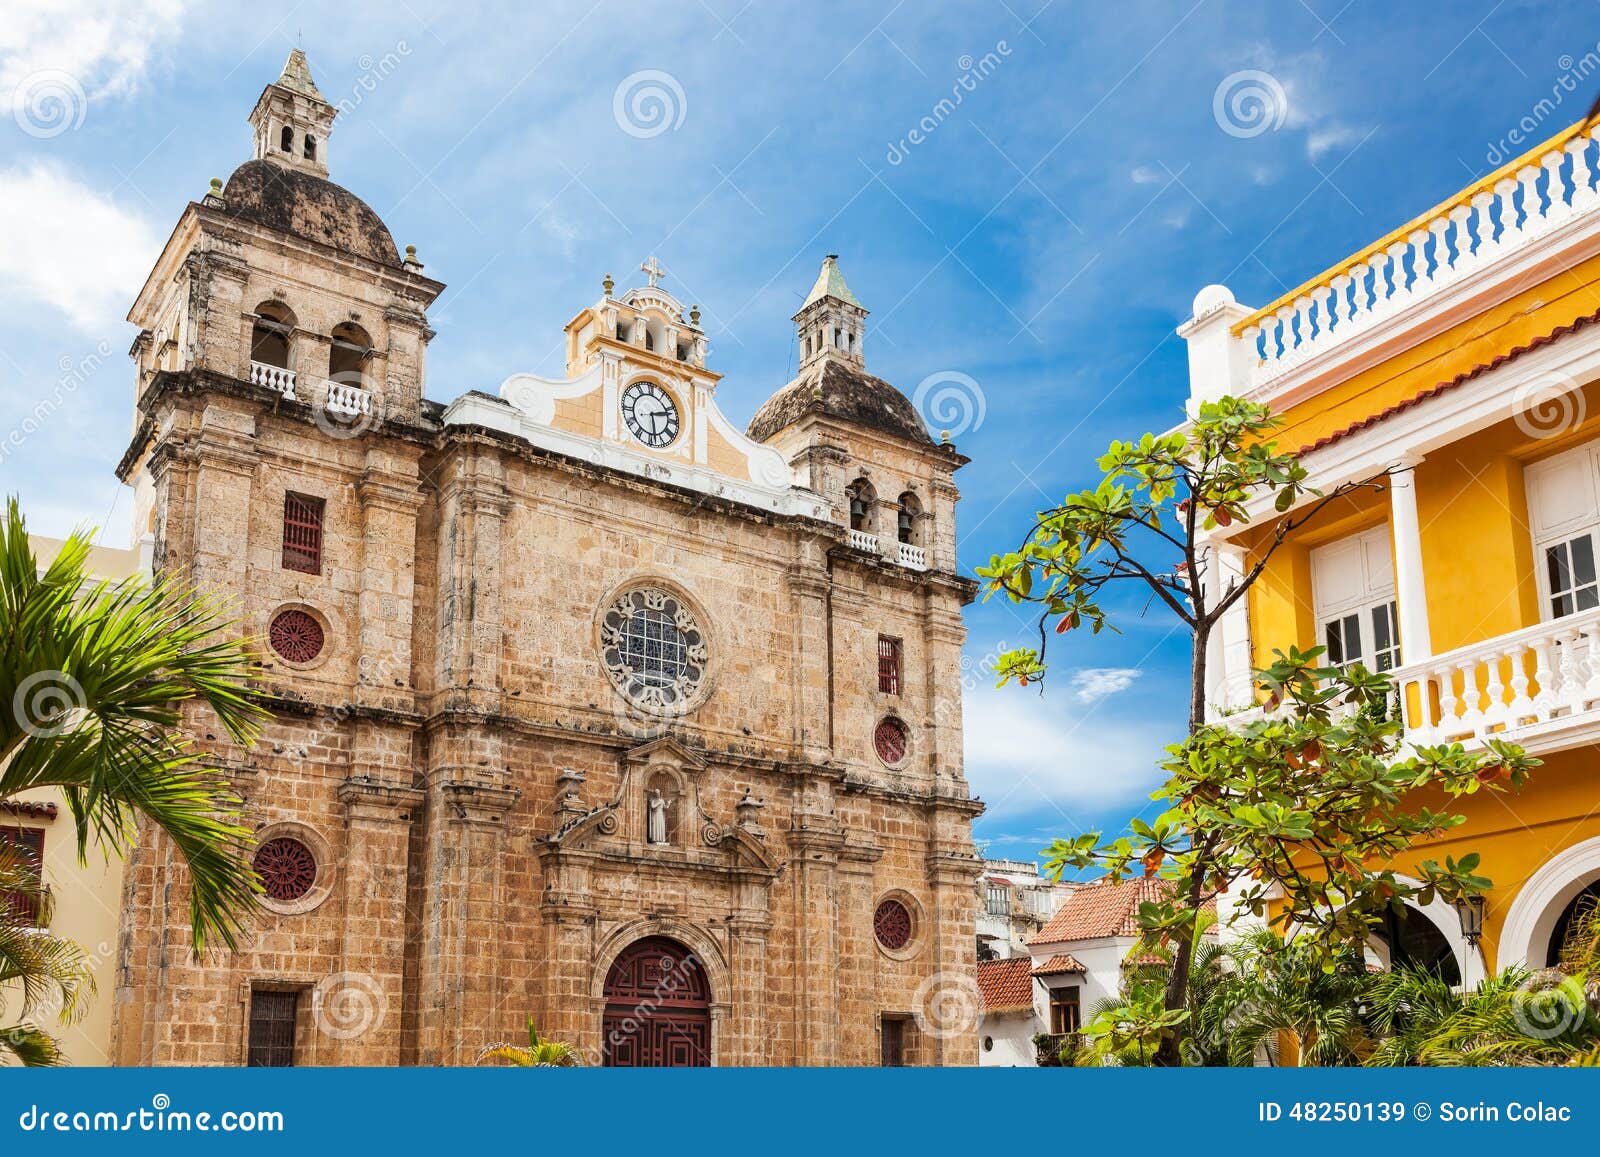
[249,360,297,399]
[897,541,927,570]
[848,528,879,553]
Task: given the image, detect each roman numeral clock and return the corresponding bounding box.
[621,380,681,448]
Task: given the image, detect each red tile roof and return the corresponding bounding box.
[0,800,58,821]
[1028,876,1203,945]
[1031,953,1086,976]
[975,957,1035,1014]
[1295,306,1600,456]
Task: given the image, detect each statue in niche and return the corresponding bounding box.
[647,788,675,845]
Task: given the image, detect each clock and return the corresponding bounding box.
[621,381,680,448]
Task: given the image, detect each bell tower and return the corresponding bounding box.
[248,48,336,178]
[794,254,867,370]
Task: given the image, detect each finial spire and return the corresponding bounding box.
[793,254,869,371]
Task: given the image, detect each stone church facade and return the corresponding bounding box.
[109,53,982,1067]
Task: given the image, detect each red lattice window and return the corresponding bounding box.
[269,610,325,664]
[874,718,908,766]
[253,837,317,902]
[874,899,912,951]
[877,635,901,694]
[282,492,324,574]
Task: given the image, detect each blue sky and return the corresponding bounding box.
[1,0,1595,863]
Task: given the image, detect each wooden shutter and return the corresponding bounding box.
[0,827,44,925]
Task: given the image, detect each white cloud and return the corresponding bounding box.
[962,683,1166,822]
[1069,666,1142,704]
[1306,123,1361,162]
[0,161,162,332]
[1130,164,1161,185]
[0,0,184,117]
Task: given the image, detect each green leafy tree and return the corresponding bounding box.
[1,499,267,950]
[0,844,95,1065]
[976,398,1536,1065]
[477,1019,582,1067]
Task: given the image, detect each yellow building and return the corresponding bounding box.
[2,534,147,1064]
[1179,120,1600,983]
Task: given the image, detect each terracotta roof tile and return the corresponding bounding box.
[1295,306,1600,456]
[975,957,1035,1013]
[1027,876,1176,944]
[1031,953,1086,976]
[1,800,58,820]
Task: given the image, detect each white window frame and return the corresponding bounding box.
[1311,526,1401,671]
[1524,439,1600,622]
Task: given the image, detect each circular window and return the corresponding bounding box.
[983,1036,994,1052]
[874,718,909,766]
[269,609,325,664]
[874,898,913,951]
[600,587,708,713]
[253,836,318,902]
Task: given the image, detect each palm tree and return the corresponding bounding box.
[0,844,95,1065]
[1,499,266,949]
[1368,902,1600,1066]
[477,1019,581,1067]
[1200,928,1373,1066]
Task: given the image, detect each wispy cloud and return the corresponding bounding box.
[0,0,185,115]
[1069,667,1142,704]
[0,161,161,332]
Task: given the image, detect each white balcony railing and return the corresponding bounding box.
[848,529,878,553]
[325,381,373,418]
[1395,605,1600,747]
[250,360,297,399]
[1234,121,1600,390]
[897,541,927,570]
[1218,605,1600,754]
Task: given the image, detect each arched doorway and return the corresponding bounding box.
[1545,879,1600,966]
[1370,904,1461,985]
[601,936,711,1067]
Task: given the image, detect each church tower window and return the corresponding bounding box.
[897,491,921,545]
[279,124,293,152]
[304,134,316,161]
[250,301,295,370]
[847,479,875,533]
[877,636,901,694]
[328,323,372,386]
[282,492,325,574]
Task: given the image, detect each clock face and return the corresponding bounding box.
[621,381,681,448]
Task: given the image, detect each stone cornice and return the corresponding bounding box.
[337,777,424,821]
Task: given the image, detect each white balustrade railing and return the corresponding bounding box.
[1235,122,1600,388]
[324,381,373,418]
[848,528,879,553]
[1395,605,1600,745]
[249,360,297,399]
[897,541,927,569]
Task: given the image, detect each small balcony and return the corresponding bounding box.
[848,528,879,553]
[249,360,297,400]
[324,381,373,418]
[896,541,927,570]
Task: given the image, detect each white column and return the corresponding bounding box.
[1201,541,1253,716]
[1389,459,1432,661]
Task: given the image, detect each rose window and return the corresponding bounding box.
[269,609,324,664]
[253,837,318,902]
[874,899,913,951]
[600,588,708,712]
[874,718,908,766]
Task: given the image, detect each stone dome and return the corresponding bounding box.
[220,160,401,268]
[747,357,931,445]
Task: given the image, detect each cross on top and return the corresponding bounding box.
[640,255,666,287]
